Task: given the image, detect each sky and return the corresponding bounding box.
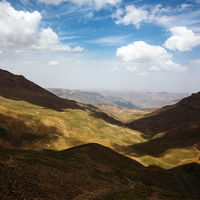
[0,0,200,93]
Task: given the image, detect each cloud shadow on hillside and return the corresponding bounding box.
[0,113,63,149]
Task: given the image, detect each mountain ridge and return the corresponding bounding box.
[85,89,190,108]
[127,91,200,138]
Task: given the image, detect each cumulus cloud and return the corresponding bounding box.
[49,60,59,66]
[116,41,186,72]
[112,5,148,29]
[112,4,181,29]
[38,0,121,10]
[164,26,200,52]
[0,2,83,52]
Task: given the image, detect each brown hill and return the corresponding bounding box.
[1,143,200,199]
[127,91,200,138]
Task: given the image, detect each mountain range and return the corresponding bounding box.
[0,69,200,199]
[47,88,140,109]
[86,89,190,108]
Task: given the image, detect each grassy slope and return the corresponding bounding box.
[0,95,145,151]
[97,104,150,123]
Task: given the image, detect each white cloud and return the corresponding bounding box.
[112,3,195,29]
[116,41,186,72]
[112,5,148,29]
[0,2,83,52]
[195,0,200,3]
[190,59,200,67]
[0,50,2,54]
[38,0,121,10]
[150,66,160,71]
[49,60,59,66]
[117,41,170,63]
[164,26,200,52]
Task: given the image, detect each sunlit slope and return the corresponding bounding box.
[97,104,150,123]
[0,69,144,150]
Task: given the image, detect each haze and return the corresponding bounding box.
[0,0,200,93]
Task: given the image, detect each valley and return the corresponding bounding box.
[0,69,200,199]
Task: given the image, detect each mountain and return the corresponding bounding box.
[86,89,190,108]
[127,91,200,138]
[1,143,200,199]
[125,91,200,169]
[0,69,143,151]
[0,69,82,111]
[47,88,140,109]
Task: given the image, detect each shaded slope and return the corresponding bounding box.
[127,91,200,138]
[0,143,200,199]
[0,69,81,111]
[128,117,200,157]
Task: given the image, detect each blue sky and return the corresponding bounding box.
[0,0,200,93]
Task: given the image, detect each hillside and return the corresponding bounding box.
[97,104,150,123]
[127,92,200,138]
[0,69,144,151]
[1,143,200,199]
[125,91,200,169]
[87,89,190,108]
[47,88,140,109]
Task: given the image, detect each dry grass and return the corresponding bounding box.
[97,104,150,123]
[0,96,145,151]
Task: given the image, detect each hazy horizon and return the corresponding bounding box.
[0,0,200,94]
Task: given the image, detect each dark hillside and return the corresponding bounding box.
[127,92,200,138]
[0,143,200,199]
[0,69,81,111]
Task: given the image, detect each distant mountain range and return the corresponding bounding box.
[85,89,190,108]
[48,88,190,109]
[47,88,140,109]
